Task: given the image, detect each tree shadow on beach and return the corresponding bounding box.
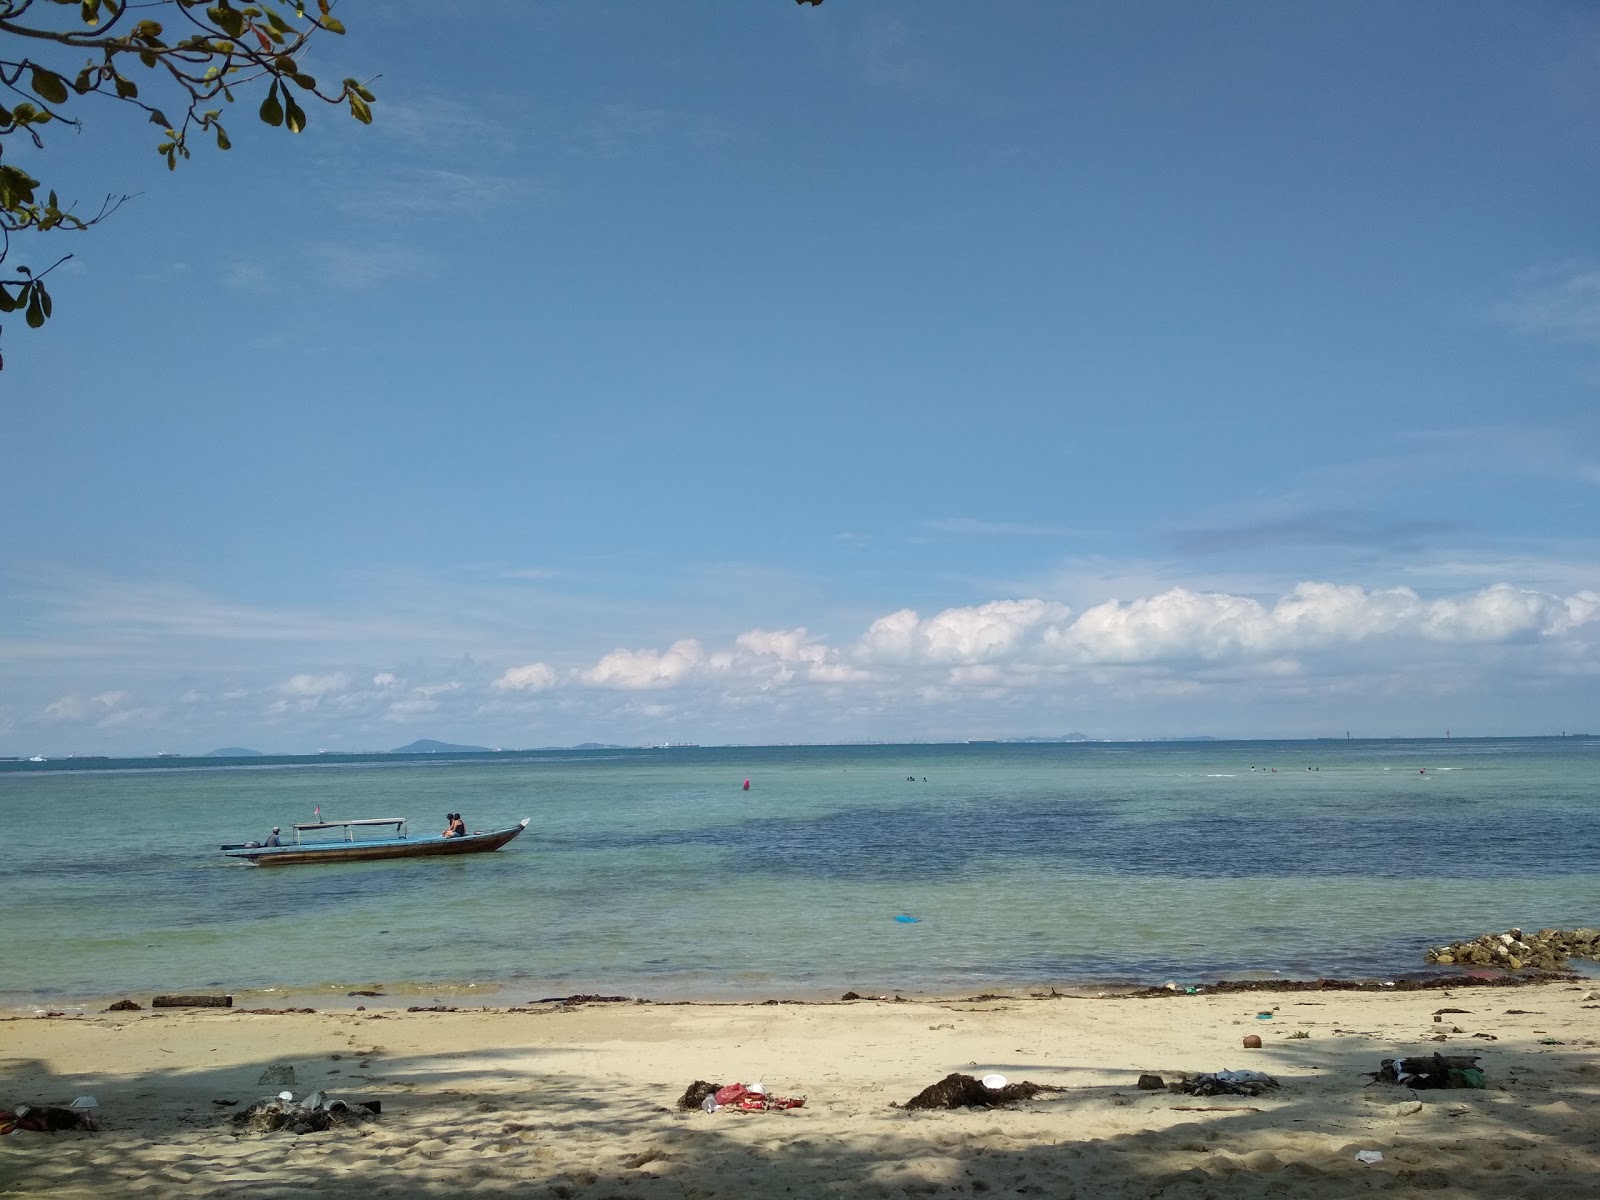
[2,999,1597,1200]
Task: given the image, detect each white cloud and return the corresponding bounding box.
[493,662,558,692]
[858,599,1071,665]
[581,639,706,690]
[413,681,462,698]
[44,690,129,721]
[280,672,351,697]
[531,581,1600,701]
[1496,265,1600,344]
[373,672,400,688]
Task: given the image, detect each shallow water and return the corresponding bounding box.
[2,738,1596,1007]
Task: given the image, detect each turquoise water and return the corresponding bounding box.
[2,739,1597,1008]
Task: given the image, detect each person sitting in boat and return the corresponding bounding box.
[450,813,468,838]
[264,827,282,847]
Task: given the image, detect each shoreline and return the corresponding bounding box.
[3,977,1596,1199]
[7,965,1589,1021]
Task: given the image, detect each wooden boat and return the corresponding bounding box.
[221,817,529,867]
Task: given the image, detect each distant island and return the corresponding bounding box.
[206,747,265,757]
[968,734,1095,744]
[391,739,495,754]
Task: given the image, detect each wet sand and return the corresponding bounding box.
[2,980,1597,1199]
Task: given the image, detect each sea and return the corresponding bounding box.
[2,738,1597,1012]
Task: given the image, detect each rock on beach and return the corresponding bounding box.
[1424,927,1600,971]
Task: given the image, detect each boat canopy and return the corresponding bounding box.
[289,817,408,844]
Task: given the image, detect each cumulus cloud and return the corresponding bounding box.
[492,662,558,692]
[505,581,1600,704]
[373,672,400,688]
[581,640,707,690]
[1044,582,1600,665]
[858,600,1072,665]
[279,672,351,697]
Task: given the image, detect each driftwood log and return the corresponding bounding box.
[152,994,233,1008]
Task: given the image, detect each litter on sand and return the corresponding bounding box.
[0,1096,98,1135]
[1180,1070,1279,1097]
[1356,1149,1385,1164]
[676,1080,805,1113]
[231,1090,381,1134]
[1371,1055,1484,1089]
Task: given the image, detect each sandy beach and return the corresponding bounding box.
[2,980,1596,1199]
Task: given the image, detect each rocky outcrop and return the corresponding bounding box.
[1424,927,1600,971]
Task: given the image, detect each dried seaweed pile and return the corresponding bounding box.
[677,1080,720,1110]
[901,1073,1063,1110]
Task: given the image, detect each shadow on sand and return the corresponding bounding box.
[1,997,1597,1200]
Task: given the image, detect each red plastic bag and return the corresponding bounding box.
[713,1083,748,1106]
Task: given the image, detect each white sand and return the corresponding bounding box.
[2,981,1597,1199]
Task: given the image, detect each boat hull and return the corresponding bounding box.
[225,819,529,867]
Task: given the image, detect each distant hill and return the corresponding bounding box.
[206,747,265,757]
[391,739,494,754]
[571,742,629,750]
[968,734,1095,744]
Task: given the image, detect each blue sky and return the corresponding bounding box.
[4,0,1599,753]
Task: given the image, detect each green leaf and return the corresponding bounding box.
[38,284,52,320]
[25,286,46,329]
[0,286,16,314]
[215,124,231,149]
[292,73,317,90]
[284,92,305,133]
[73,68,93,94]
[259,80,283,126]
[114,74,139,99]
[319,15,344,33]
[148,109,172,129]
[208,3,245,38]
[0,164,40,209]
[348,92,371,124]
[32,69,69,105]
[81,0,102,26]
